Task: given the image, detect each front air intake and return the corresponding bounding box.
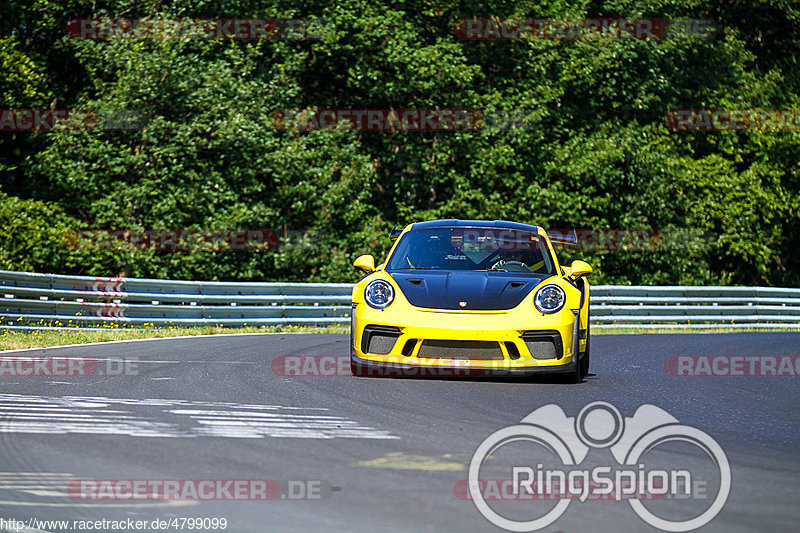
[361,325,402,355]
[417,340,504,360]
[520,330,563,360]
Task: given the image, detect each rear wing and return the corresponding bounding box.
[546,228,578,247]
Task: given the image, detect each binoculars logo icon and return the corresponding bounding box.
[468,402,730,531]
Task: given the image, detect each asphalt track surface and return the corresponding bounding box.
[0,332,798,533]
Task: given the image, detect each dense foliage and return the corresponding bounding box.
[1,0,798,285]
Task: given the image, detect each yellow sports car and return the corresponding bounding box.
[350,220,592,382]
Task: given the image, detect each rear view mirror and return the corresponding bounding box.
[569,260,593,279]
[353,255,375,273]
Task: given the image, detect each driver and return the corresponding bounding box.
[491,249,528,270]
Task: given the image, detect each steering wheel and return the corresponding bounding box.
[490,260,531,273]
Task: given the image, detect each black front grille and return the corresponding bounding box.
[417,340,504,360]
[368,335,397,355]
[520,330,563,360]
[362,325,402,355]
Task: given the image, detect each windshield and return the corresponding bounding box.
[386,226,556,275]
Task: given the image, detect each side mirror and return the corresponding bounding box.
[353,254,375,273]
[569,260,593,279]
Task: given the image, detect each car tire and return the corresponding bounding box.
[566,354,581,384]
[579,324,590,379]
[566,323,589,384]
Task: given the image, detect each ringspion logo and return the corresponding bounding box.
[468,402,730,531]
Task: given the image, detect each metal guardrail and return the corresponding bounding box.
[590,285,800,329]
[1,270,799,330]
[0,270,352,328]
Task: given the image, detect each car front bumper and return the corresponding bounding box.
[351,302,585,376]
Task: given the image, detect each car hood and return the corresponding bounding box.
[389,271,544,311]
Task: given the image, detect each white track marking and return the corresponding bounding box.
[0,393,398,440]
[0,498,192,508]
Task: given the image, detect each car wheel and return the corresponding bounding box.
[566,353,581,383]
[579,325,590,379]
[566,324,588,384]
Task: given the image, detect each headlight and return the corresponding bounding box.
[534,284,566,314]
[364,279,394,309]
